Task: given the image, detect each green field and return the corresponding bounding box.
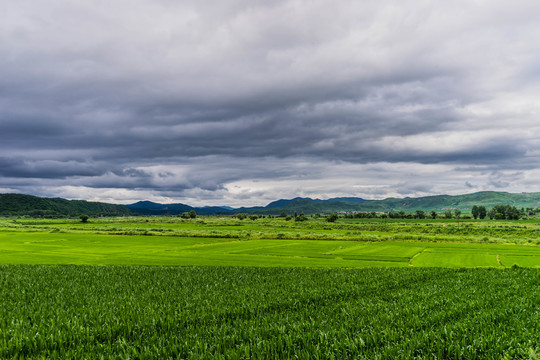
[0,266,538,359]
[2,232,540,268]
[1,216,539,358]
[1,216,540,268]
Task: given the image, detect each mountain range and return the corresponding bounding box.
[1,191,540,217]
[126,191,540,216]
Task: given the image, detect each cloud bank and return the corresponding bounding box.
[2,0,540,206]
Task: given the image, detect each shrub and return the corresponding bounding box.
[295,213,308,222]
[326,213,338,222]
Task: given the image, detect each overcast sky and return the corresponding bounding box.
[2,0,540,206]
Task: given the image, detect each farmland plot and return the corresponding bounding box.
[0,266,538,359]
[1,230,540,267]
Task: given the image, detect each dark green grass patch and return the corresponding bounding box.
[0,266,538,359]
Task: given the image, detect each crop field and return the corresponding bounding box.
[1,216,540,268]
[0,216,539,358]
[0,265,539,359]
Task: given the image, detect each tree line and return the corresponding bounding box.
[343,204,525,220]
[233,204,529,222]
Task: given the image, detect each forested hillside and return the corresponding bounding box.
[0,194,132,217]
[237,191,540,214]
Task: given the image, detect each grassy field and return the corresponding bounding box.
[1,216,539,358]
[0,265,538,359]
[1,216,540,268]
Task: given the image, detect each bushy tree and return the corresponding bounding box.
[415,210,425,219]
[444,210,453,219]
[430,211,437,219]
[471,205,487,220]
[478,206,487,219]
[236,213,247,220]
[79,214,89,223]
[488,205,520,220]
[471,205,479,219]
[326,213,338,222]
[295,213,308,222]
[189,210,197,219]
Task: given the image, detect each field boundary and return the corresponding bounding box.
[408,249,426,267]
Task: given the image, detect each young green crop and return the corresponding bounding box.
[0,266,538,359]
[1,231,539,268]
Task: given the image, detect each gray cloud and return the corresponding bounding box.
[2,0,540,206]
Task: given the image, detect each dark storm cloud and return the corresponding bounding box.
[2,0,540,205]
[0,157,105,179]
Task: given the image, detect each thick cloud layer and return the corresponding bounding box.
[2,0,540,206]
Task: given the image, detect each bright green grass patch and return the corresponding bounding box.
[500,255,540,268]
[0,232,230,265]
[330,242,425,258]
[412,250,500,268]
[0,266,539,359]
[1,231,540,268]
[0,232,406,267]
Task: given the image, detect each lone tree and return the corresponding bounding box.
[189,210,197,219]
[430,210,437,219]
[79,214,89,223]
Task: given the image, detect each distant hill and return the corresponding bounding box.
[263,197,366,210]
[355,191,540,212]
[327,197,366,203]
[264,197,316,209]
[126,201,193,215]
[126,201,231,215]
[0,194,132,217]
[235,191,540,214]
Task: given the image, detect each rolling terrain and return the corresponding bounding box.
[3,191,540,217]
[128,191,540,215]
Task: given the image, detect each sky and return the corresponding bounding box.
[2,0,540,207]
